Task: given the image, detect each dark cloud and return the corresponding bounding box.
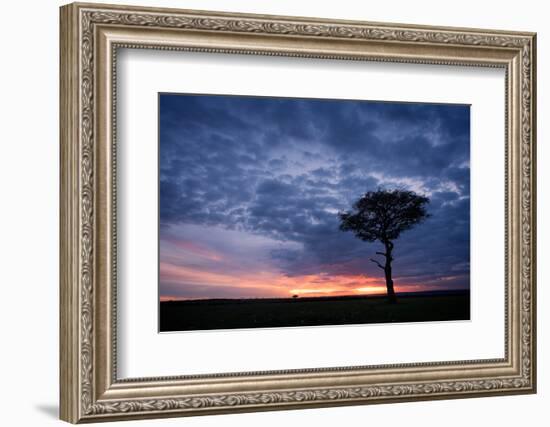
[160,93,470,289]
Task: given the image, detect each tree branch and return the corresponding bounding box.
[370,258,385,270]
[375,251,387,257]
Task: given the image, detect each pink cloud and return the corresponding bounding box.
[159,260,440,300]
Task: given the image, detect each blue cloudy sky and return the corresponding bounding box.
[159,93,470,300]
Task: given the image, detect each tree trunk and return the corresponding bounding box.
[384,241,397,303]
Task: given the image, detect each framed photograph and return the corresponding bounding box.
[60,2,537,423]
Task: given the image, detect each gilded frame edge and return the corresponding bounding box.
[60,2,537,423]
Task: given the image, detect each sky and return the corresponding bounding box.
[159,93,470,300]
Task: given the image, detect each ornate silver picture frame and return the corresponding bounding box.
[60,2,536,423]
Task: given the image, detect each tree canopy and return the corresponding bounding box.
[338,189,430,244]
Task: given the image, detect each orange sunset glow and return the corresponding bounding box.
[159,250,447,301]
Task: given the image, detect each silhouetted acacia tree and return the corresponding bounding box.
[338,189,430,303]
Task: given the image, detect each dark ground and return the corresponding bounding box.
[159,290,470,332]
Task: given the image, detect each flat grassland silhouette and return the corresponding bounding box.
[159,290,469,332]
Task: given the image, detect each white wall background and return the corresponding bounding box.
[0,0,545,426]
